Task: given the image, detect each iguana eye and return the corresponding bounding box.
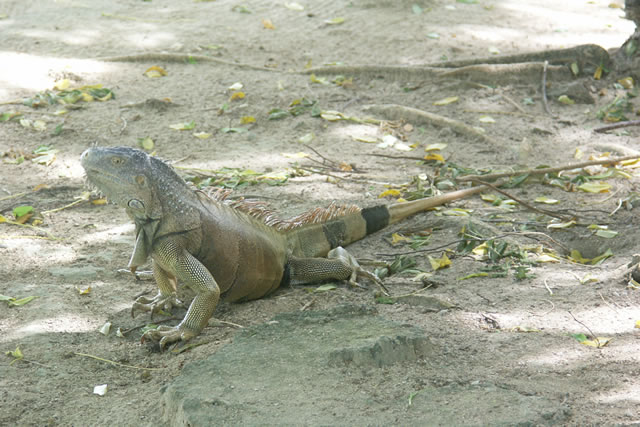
[111,157,124,165]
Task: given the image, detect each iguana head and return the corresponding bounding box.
[80,146,196,222]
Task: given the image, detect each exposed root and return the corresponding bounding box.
[426,44,610,71]
[301,65,445,81]
[98,53,277,72]
[456,154,640,183]
[439,61,570,86]
[364,104,500,146]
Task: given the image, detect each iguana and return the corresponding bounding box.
[81,146,482,349]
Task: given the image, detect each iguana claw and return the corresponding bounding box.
[141,325,197,350]
[131,292,184,319]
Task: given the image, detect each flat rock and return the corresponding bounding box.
[162,305,567,425]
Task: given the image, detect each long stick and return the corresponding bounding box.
[456,154,640,183]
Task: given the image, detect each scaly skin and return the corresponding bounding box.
[81,146,482,349]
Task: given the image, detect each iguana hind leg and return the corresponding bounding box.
[141,240,221,350]
[288,246,389,295]
[131,260,184,319]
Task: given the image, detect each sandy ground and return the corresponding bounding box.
[2,0,640,425]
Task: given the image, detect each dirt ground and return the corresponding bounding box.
[2,0,640,425]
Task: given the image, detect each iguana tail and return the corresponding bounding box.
[287,186,485,258]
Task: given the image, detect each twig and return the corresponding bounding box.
[541,60,555,117]
[543,279,553,296]
[41,197,88,215]
[469,178,570,221]
[74,352,166,371]
[0,218,60,240]
[499,93,527,114]
[300,297,316,311]
[98,53,277,72]
[213,319,245,329]
[368,153,426,161]
[456,154,640,182]
[567,311,600,346]
[593,119,640,133]
[364,104,500,146]
[462,109,532,117]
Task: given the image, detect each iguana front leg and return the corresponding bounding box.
[131,260,184,319]
[141,240,221,350]
[289,246,389,295]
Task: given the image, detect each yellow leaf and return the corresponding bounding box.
[481,194,499,203]
[580,337,611,348]
[534,196,559,204]
[0,214,6,223]
[635,320,640,329]
[77,286,92,295]
[320,111,342,121]
[574,148,583,159]
[324,17,345,25]
[537,254,560,263]
[6,346,23,365]
[558,95,575,105]
[433,96,459,106]
[425,143,448,151]
[262,18,275,29]
[428,253,451,271]
[229,91,245,101]
[143,66,168,78]
[617,77,634,89]
[285,2,305,10]
[91,198,107,205]
[353,136,378,143]
[472,242,488,257]
[310,74,329,85]
[547,220,576,229]
[298,133,314,144]
[391,233,410,245]
[240,116,256,124]
[282,152,309,159]
[441,208,472,216]
[594,65,603,80]
[53,79,71,90]
[378,189,402,198]
[577,182,611,193]
[478,115,496,123]
[138,137,154,150]
[424,153,445,162]
[193,132,212,139]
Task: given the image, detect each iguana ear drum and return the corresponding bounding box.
[360,206,390,235]
[136,175,146,186]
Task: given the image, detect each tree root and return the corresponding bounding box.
[456,153,640,183]
[364,104,500,146]
[426,44,610,71]
[97,53,277,72]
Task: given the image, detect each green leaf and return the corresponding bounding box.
[314,284,337,292]
[220,127,247,133]
[412,4,423,14]
[12,205,34,218]
[10,296,37,306]
[375,296,396,304]
[268,108,289,120]
[570,333,587,342]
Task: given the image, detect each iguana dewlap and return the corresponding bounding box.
[81,146,476,349]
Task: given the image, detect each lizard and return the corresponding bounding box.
[81,146,483,349]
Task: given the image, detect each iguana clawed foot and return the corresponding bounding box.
[328,247,390,296]
[141,324,197,350]
[131,292,185,319]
